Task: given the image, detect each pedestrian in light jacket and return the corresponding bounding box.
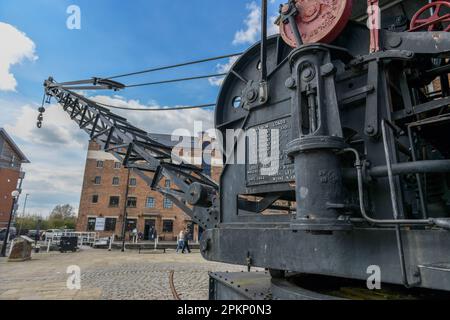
[176,230,185,253]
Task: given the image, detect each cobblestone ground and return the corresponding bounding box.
[0,248,248,300]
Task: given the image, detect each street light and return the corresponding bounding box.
[35,217,42,253]
[1,190,20,257]
[17,193,30,237]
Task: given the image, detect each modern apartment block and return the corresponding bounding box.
[0,129,29,228]
[76,135,220,242]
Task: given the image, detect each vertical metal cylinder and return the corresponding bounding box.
[294,150,344,220]
[288,137,349,231]
[287,45,351,231]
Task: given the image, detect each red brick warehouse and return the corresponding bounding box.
[0,129,30,229]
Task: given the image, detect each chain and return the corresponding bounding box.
[36,93,47,129]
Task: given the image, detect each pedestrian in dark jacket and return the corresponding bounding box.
[182,229,191,253]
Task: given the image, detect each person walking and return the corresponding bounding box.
[182,229,191,254]
[132,227,138,244]
[176,230,185,253]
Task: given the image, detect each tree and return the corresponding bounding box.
[49,204,76,220]
[15,214,49,234]
[14,205,78,234]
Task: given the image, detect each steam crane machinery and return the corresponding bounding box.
[41,0,450,299]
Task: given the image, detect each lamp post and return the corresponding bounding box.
[1,190,20,257]
[35,217,42,253]
[121,168,132,252]
[17,193,30,237]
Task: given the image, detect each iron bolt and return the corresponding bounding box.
[396,16,405,24]
[302,67,315,81]
[303,68,312,77]
[388,36,402,48]
[246,89,257,102]
[285,77,296,89]
[321,63,335,76]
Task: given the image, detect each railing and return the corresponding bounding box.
[45,231,98,250]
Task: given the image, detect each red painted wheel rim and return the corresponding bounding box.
[280,0,353,47]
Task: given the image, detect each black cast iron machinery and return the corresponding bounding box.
[41,0,450,299]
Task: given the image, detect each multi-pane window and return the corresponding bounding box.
[105,218,117,232]
[146,197,155,208]
[202,141,212,176]
[11,155,17,168]
[127,197,137,208]
[109,196,120,207]
[114,162,121,169]
[112,177,120,186]
[94,176,101,185]
[129,178,137,187]
[92,195,99,204]
[162,220,174,233]
[96,161,104,168]
[87,217,96,231]
[163,197,173,209]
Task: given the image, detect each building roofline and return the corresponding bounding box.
[0,128,30,163]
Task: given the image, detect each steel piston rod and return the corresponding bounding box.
[343,148,450,229]
[343,159,450,180]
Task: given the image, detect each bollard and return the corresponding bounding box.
[108,234,114,251]
[47,238,52,253]
[8,239,15,256]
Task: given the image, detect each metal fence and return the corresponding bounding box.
[45,231,98,249]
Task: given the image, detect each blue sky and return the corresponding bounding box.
[0,0,281,216]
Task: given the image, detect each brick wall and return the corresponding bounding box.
[0,168,20,227]
[0,130,28,228]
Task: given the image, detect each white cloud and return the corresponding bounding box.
[4,103,88,216]
[232,2,280,46]
[233,2,261,46]
[4,95,215,216]
[209,56,239,87]
[5,104,87,150]
[210,2,280,87]
[90,95,215,134]
[268,14,280,36]
[0,22,37,91]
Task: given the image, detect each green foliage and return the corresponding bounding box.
[49,204,76,220]
[15,215,48,231]
[15,204,77,232]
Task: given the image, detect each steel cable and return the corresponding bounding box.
[103,52,242,80]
